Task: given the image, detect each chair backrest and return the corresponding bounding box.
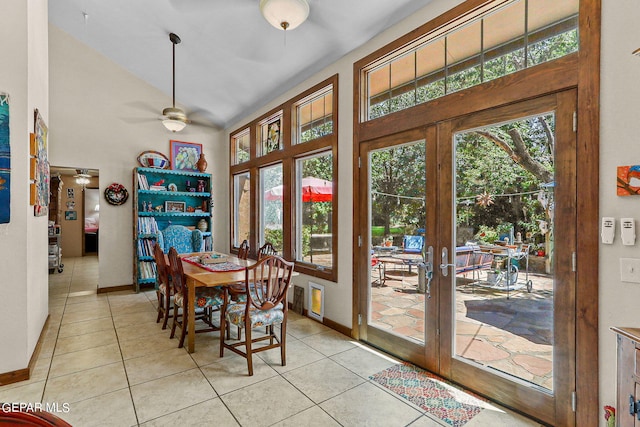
[237,239,250,260]
[244,255,294,311]
[153,242,169,289]
[159,225,203,254]
[257,242,277,259]
[403,235,424,254]
[167,247,185,295]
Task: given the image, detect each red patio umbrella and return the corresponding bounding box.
[263,176,332,202]
[264,177,332,263]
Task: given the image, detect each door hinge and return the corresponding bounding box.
[358,314,362,325]
[571,391,576,412]
[358,235,362,247]
[572,252,576,272]
[572,111,577,132]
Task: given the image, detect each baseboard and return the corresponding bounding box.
[97,284,134,294]
[0,315,50,386]
[288,303,352,338]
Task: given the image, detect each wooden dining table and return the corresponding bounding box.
[180,253,255,353]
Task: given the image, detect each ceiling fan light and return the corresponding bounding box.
[260,0,309,31]
[162,118,187,132]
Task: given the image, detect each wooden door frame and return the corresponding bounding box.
[435,91,577,426]
[352,1,600,424]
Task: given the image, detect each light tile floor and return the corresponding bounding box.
[0,256,543,426]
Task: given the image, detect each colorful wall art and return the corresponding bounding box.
[0,93,9,224]
[617,165,640,196]
[170,140,202,172]
[32,109,49,216]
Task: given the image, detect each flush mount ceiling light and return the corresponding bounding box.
[161,33,187,132]
[259,0,310,31]
[74,169,91,186]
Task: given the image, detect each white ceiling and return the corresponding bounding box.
[48,0,434,130]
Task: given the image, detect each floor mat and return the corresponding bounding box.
[369,363,486,427]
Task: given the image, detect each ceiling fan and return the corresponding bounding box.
[160,32,189,132]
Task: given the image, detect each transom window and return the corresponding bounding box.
[365,0,579,121]
[294,87,333,144]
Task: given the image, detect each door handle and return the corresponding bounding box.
[439,247,455,276]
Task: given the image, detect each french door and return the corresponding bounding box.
[359,90,576,425]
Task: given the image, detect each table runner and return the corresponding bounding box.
[182,255,246,272]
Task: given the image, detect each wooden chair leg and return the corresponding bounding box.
[170,304,179,339]
[219,306,226,357]
[245,323,253,376]
[280,320,287,367]
[156,291,163,323]
[161,293,172,330]
[178,313,187,348]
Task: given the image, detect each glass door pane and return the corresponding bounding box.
[368,140,426,344]
[452,113,556,390]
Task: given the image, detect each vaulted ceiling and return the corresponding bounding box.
[49,0,435,130]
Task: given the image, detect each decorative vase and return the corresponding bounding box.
[197,218,208,232]
[196,153,208,173]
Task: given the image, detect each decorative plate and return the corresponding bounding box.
[104,183,129,206]
[137,150,170,169]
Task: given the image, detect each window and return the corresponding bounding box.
[232,172,250,247]
[229,75,338,281]
[295,153,333,269]
[260,164,283,253]
[232,129,250,165]
[294,87,333,144]
[365,0,579,120]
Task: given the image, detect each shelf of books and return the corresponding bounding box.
[132,167,213,292]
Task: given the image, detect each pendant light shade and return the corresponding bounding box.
[259,0,310,31]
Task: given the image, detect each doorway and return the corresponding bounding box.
[358,91,576,425]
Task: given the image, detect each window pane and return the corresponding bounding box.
[416,40,446,104]
[446,20,482,94]
[232,130,250,164]
[483,0,525,82]
[296,87,333,144]
[233,172,250,247]
[296,153,333,269]
[260,114,282,156]
[527,0,579,68]
[260,164,283,252]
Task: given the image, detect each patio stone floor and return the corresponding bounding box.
[370,265,554,390]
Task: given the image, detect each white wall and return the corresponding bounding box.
[48,25,225,288]
[0,0,49,374]
[599,0,640,417]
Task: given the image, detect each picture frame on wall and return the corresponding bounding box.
[64,210,77,221]
[170,140,202,172]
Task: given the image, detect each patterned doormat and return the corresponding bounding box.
[369,363,486,426]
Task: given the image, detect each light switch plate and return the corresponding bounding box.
[620,258,640,283]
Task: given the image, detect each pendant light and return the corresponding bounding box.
[259,0,310,31]
[162,33,187,132]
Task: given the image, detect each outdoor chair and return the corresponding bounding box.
[219,255,294,376]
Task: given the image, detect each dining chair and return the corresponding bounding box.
[153,242,172,329]
[237,239,250,260]
[220,255,294,376]
[167,247,225,348]
[257,242,277,259]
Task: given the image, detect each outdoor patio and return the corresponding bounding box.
[370,262,554,390]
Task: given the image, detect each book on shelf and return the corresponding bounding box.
[137,173,149,190]
[137,217,159,234]
[149,185,167,191]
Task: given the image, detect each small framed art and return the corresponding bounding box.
[164,200,186,213]
[170,140,202,172]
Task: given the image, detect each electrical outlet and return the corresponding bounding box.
[620,258,640,283]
